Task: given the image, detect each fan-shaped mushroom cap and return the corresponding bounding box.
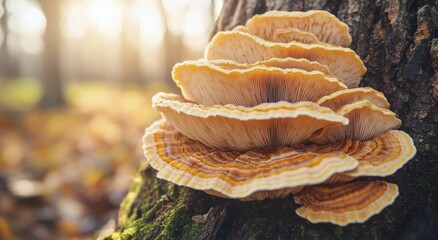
[294,180,398,226]
[232,25,248,32]
[243,10,352,46]
[143,119,358,200]
[347,130,416,178]
[205,31,366,87]
[210,58,338,79]
[232,25,322,44]
[273,28,321,44]
[301,130,416,182]
[153,93,348,150]
[173,61,346,106]
[311,100,401,144]
[317,87,390,110]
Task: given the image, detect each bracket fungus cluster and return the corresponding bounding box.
[142,10,416,226]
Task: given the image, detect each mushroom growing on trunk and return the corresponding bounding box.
[142,10,416,226]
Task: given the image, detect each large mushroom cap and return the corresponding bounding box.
[294,180,399,226]
[317,87,390,110]
[173,61,346,106]
[311,100,401,143]
[205,31,366,87]
[153,93,348,150]
[210,58,339,79]
[244,10,352,46]
[143,119,358,200]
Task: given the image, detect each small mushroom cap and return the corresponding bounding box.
[301,130,416,181]
[294,180,399,226]
[231,25,248,32]
[143,119,358,200]
[210,58,339,79]
[152,92,348,150]
[244,10,352,46]
[347,130,416,177]
[311,100,401,143]
[173,60,346,106]
[273,28,321,44]
[317,87,390,111]
[205,31,366,87]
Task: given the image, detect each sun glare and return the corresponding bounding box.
[6,0,46,54]
[2,0,224,84]
[162,0,189,36]
[182,1,211,51]
[87,0,123,39]
[138,3,165,47]
[61,1,89,39]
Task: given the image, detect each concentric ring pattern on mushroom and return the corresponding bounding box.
[142,10,416,226]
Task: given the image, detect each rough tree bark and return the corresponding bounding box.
[102,0,438,239]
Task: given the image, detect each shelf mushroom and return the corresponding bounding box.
[205,31,366,87]
[273,28,321,44]
[142,9,416,226]
[294,180,399,226]
[310,100,402,143]
[209,58,338,79]
[173,61,346,106]
[317,87,390,110]
[300,130,416,183]
[143,119,358,201]
[152,93,348,150]
[233,10,352,46]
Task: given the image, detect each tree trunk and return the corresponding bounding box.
[38,0,65,109]
[101,0,438,239]
[0,1,19,79]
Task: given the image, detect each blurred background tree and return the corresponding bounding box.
[0,0,223,109]
[0,0,223,239]
[39,0,65,108]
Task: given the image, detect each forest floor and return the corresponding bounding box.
[0,80,166,239]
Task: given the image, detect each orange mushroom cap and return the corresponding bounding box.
[311,100,401,144]
[209,58,338,80]
[205,31,366,87]
[234,25,322,44]
[301,130,416,182]
[346,130,416,178]
[153,93,349,150]
[243,10,352,46]
[173,60,346,106]
[143,119,358,200]
[317,87,390,111]
[294,180,398,226]
[273,28,321,44]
